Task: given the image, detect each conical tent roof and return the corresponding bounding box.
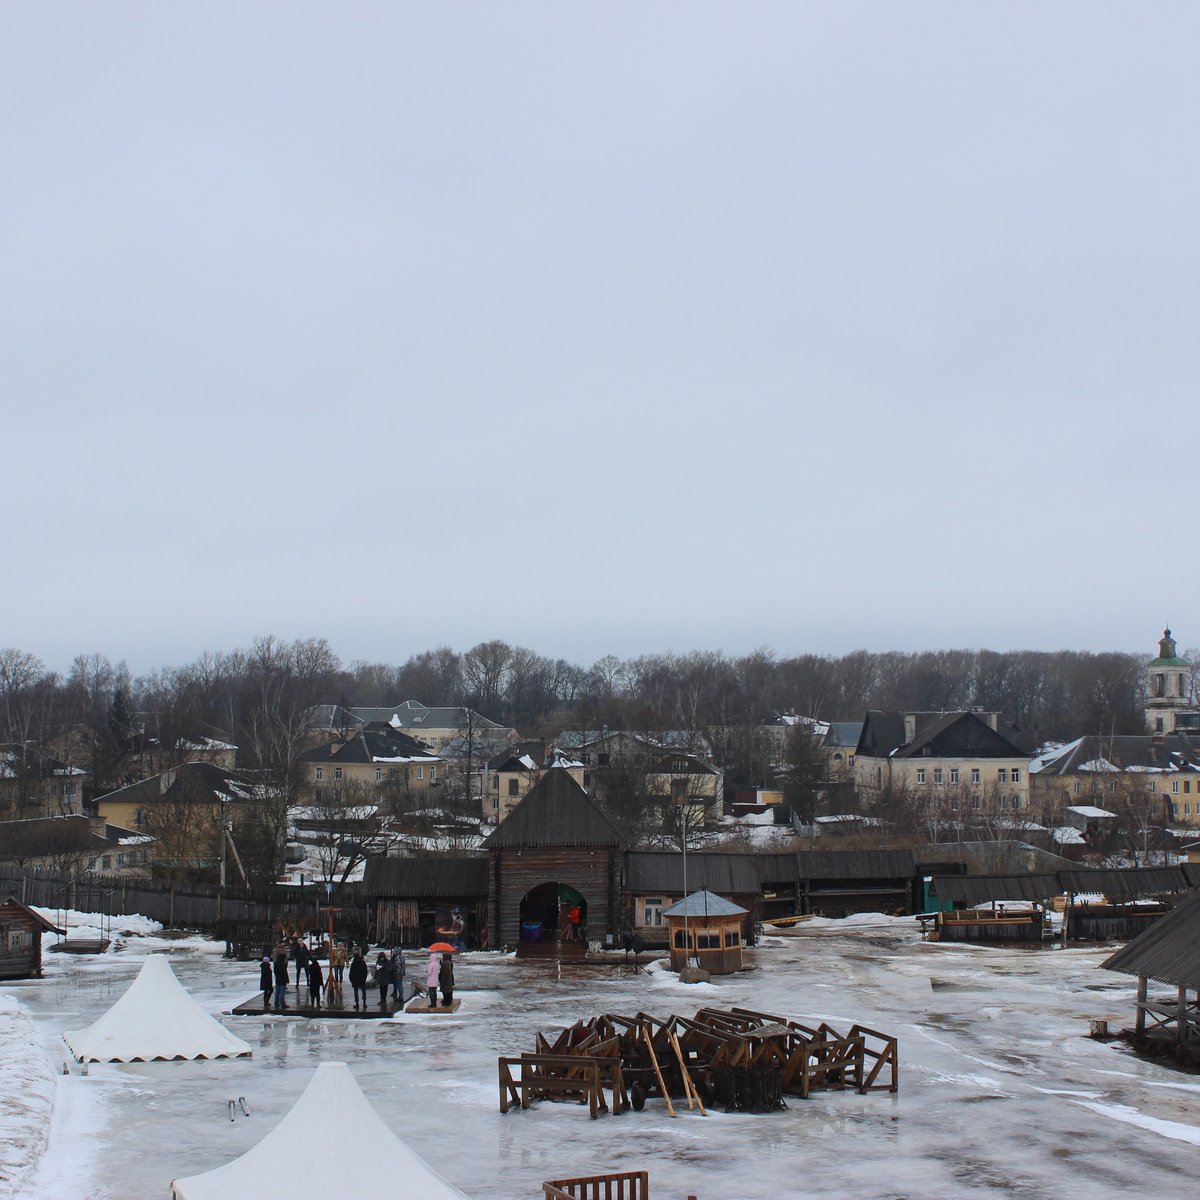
[62,954,252,1063]
[171,1061,470,1200]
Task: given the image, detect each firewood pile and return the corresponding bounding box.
[499,1006,897,1117]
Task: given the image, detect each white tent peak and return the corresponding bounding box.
[171,1061,470,1200]
[62,954,252,1063]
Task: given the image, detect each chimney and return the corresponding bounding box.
[88,816,107,837]
[903,715,916,744]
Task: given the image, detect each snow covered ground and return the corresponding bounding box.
[2,911,1198,1199]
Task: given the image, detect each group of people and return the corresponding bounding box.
[258,937,455,1011]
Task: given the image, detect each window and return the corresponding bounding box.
[950,768,960,785]
[507,778,520,796]
[333,767,342,781]
[672,759,688,772]
[87,858,98,871]
[1186,780,1193,794]
[389,768,398,780]
[673,929,689,949]
[1148,780,1156,792]
[916,768,926,784]
[430,767,436,783]
[1156,717,1165,733]
[1186,803,1192,815]
[1073,781,1081,795]
[375,768,383,782]
[417,767,424,780]
[1172,781,1180,794]
[101,855,111,870]
[643,898,664,927]
[315,767,323,781]
[1011,769,1020,784]
[134,808,143,828]
[697,932,721,949]
[117,852,126,867]
[848,755,855,769]
[933,768,943,784]
[997,768,1008,783]
[1107,780,1116,792]
[1011,796,1021,810]
[971,795,981,810]
[598,753,610,767]
[725,929,741,947]
[491,796,498,811]
[971,769,980,785]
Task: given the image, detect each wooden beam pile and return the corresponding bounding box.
[499,1006,897,1117]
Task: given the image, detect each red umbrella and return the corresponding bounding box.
[427,942,457,953]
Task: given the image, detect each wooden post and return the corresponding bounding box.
[642,1026,676,1117]
[1136,976,1147,1035]
[1178,984,1188,1045]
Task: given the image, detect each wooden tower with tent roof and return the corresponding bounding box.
[484,768,623,953]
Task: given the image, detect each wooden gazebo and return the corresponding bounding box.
[1103,888,1200,1062]
[662,890,748,975]
[0,896,64,980]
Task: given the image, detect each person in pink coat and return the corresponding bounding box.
[425,952,441,1008]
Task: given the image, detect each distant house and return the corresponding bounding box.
[1029,735,1196,826]
[854,710,1033,811]
[306,701,517,753]
[824,722,863,783]
[484,745,586,825]
[0,746,87,818]
[0,815,152,877]
[93,762,266,877]
[303,722,441,807]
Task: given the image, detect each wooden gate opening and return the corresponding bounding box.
[520,882,588,944]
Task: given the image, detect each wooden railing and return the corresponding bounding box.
[542,1172,656,1200]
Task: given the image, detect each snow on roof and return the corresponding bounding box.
[1077,758,1119,773]
[170,1061,470,1200]
[1052,826,1087,845]
[1029,738,1082,773]
[1064,805,1118,819]
[63,955,252,1063]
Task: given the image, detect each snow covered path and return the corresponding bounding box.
[3,914,1199,1199]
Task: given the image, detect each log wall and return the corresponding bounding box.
[489,847,619,948]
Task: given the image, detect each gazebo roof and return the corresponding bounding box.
[661,889,748,919]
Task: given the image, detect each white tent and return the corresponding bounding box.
[171,1061,470,1200]
[62,954,252,1063]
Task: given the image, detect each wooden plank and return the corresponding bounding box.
[642,1025,676,1117]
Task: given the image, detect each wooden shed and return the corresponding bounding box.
[662,889,748,974]
[1103,887,1200,1062]
[0,896,64,979]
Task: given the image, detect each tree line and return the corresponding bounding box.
[1,636,1180,790]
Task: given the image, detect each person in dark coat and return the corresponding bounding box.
[389,947,405,1002]
[306,957,324,1009]
[259,956,273,1009]
[348,950,369,1009]
[292,938,311,988]
[438,952,455,1008]
[272,949,290,1010]
[374,952,393,1008]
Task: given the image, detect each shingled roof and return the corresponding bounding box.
[363,855,488,897]
[484,769,622,848]
[1102,888,1200,991]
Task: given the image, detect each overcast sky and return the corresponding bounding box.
[3,4,1197,675]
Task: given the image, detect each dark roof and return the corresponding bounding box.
[1184,863,1200,887]
[1057,867,1190,900]
[856,711,1029,759]
[623,852,761,894]
[94,762,261,806]
[1031,735,1200,776]
[304,725,435,764]
[931,874,1063,905]
[794,849,917,880]
[363,855,488,898]
[484,770,623,848]
[1102,888,1200,990]
[825,722,863,748]
[0,896,65,934]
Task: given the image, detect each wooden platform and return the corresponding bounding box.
[230,995,405,1019]
[404,997,463,1014]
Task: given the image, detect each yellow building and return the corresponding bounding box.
[854,710,1032,812]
